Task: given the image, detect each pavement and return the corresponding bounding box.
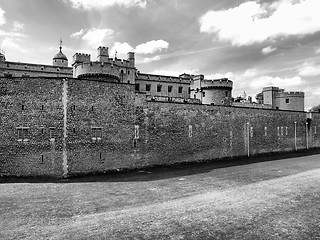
[0,151,320,239]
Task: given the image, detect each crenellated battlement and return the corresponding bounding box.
[72,53,91,65]
[200,78,233,89]
[276,91,305,98]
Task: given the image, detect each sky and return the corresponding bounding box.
[0,0,320,110]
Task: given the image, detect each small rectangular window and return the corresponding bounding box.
[250,127,253,138]
[264,126,268,136]
[17,127,29,141]
[168,85,173,93]
[203,92,205,97]
[188,125,192,138]
[49,127,56,141]
[178,86,183,93]
[157,85,162,92]
[91,127,102,141]
[286,99,289,103]
[135,83,140,91]
[277,127,280,136]
[146,84,151,91]
[134,125,139,139]
[314,126,317,134]
[285,126,288,135]
[281,126,284,136]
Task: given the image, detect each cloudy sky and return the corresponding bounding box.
[0,0,320,109]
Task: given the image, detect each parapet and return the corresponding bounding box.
[200,78,233,89]
[276,91,305,98]
[72,53,91,66]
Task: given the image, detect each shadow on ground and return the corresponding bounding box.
[1,148,320,184]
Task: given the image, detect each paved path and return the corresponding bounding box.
[1,153,320,239]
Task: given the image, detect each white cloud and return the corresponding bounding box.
[206,72,234,80]
[243,68,258,78]
[135,40,169,54]
[250,75,304,89]
[81,28,114,48]
[1,37,29,53]
[0,7,5,26]
[262,46,277,55]
[142,55,160,63]
[71,29,85,38]
[297,62,320,76]
[12,21,24,31]
[110,42,134,58]
[151,68,199,77]
[65,0,147,10]
[315,47,320,54]
[199,0,320,46]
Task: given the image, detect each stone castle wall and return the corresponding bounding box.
[0,76,318,178]
[0,61,72,78]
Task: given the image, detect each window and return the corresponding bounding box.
[188,125,192,138]
[17,127,29,141]
[285,127,288,135]
[178,86,183,93]
[49,127,55,142]
[277,127,280,136]
[226,91,229,97]
[41,105,44,111]
[91,127,102,141]
[146,84,151,91]
[168,85,173,93]
[134,125,139,139]
[264,126,268,136]
[157,85,162,92]
[21,104,25,110]
[202,91,205,97]
[315,126,317,134]
[128,70,130,74]
[250,127,253,138]
[135,83,140,91]
[280,126,284,136]
[286,98,290,103]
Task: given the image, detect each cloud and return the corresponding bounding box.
[315,47,320,54]
[297,62,320,76]
[206,72,234,80]
[0,7,5,26]
[1,37,29,53]
[81,28,114,48]
[262,46,277,55]
[150,68,199,77]
[142,55,161,63]
[243,68,258,78]
[110,42,134,57]
[250,75,304,89]
[135,40,169,54]
[70,29,85,38]
[64,0,147,10]
[12,21,24,31]
[199,0,320,46]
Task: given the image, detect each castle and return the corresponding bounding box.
[0,45,316,178]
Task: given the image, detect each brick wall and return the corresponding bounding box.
[0,77,64,177]
[1,76,319,178]
[65,79,136,176]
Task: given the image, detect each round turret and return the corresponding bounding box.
[53,41,68,67]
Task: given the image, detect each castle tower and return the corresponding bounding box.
[53,39,68,67]
[97,46,109,62]
[127,52,135,68]
[190,75,233,105]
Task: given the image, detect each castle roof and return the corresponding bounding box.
[53,48,68,60]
